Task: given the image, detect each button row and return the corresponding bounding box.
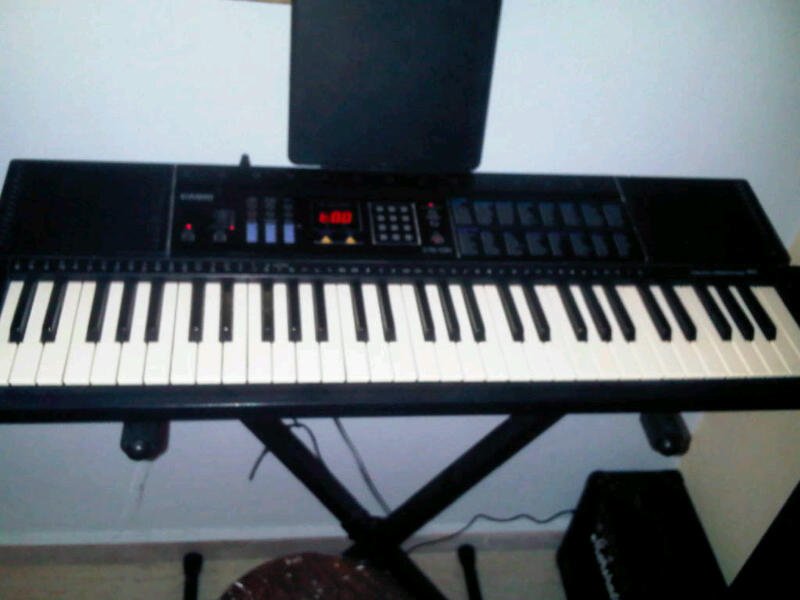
[451,198,626,229]
[458,229,633,259]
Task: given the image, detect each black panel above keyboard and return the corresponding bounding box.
[0,161,789,273]
[619,177,789,268]
[0,160,172,256]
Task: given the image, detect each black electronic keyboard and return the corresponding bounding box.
[0,160,798,421]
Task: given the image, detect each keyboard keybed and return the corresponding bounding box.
[0,277,798,387]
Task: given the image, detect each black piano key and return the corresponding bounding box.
[557,285,587,342]
[0,281,9,314]
[580,284,611,342]
[603,285,635,342]
[41,279,67,343]
[220,280,233,342]
[716,285,754,341]
[461,284,485,342]
[736,285,777,340]
[694,285,732,341]
[350,282,368,342]
[377,282,395,342]
[261,281,274,342]
[115,280,137,343]
[414,281,435,342]
[313,281,328,342]
[637,284,671,341]
[498,284,524,342]
[437,283,460,342]
[288,280,301,342]
[10,279,37,343]
[86,279,110,342]
[523,285,550,342]
[188,280,205,342]
[145,280,164,342]
[660,285,696,341]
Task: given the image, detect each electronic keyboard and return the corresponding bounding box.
[0,160,798,421]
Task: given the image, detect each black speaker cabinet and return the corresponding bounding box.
[557,470,727,600]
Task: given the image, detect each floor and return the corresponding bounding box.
[0,540,566,599]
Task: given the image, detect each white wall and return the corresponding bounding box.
[0,0,798,546]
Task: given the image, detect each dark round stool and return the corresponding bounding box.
[219,552,414,599]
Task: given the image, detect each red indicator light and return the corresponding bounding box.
[184,223,193,231]
[333,210,352,225]
[317,210,353,226]
[228,225,235,231]
[427,202,435,208]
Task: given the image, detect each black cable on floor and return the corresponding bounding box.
[405,509,575,553]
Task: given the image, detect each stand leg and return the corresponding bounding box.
[242,416,374,537]
[347,412,563,554]
[242,412,562,600]
[242,415,446,599]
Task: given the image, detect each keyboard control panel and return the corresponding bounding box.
[170,172,641,262]
[449,197,639,261]
[2,160,788,271]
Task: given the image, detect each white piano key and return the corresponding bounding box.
[88,281,124,385]
[170,282,197,384]
[296,283,322,383]
[482,285,528,381]
[247,282,272,384]
[400,283,439,382]
[533,285,580,381]
[709,286,769,377]
[675,286,738,378]
[0,282,24,385]
[272,283,297,383]
[337,283,370,383]
[650,286,708,378]
[63,282,97,385]
[540,285,598,380]
[9,281,53,385]
[531,285,576,381]
[449,284,486,382]
[363,283,395,382]
[425,284,462,382]
[320,283,346,383]
[222,282,248,384]
[664,286,726,378]
[469,285,508,382]
[592,285,643,380]
[571,284,620,381]
[557,286,599,379]
[143,282,177,384]
[386,284,418,382]
[117,282,151,385]
[616,286,674,380]
[144,282,177,385]
[36,281,82,385]
[753,287,800,375]
[196,282,222,384]
[508,285,554,381]
[731,286,791,377]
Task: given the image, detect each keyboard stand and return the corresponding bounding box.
[241,412,564,600]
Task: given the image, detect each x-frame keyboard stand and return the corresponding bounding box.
[240,412,564,600]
